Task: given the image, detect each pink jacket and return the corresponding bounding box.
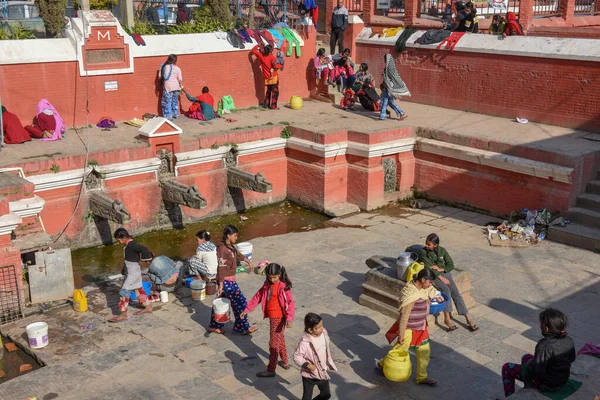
[244,282,296,322]
[293,328,338,380]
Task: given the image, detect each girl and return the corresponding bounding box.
[189,230,218,281]
[208,225,257,335]
[379,82,407,121]
[501,308,576,397]
[109,228,153,322]
[159,54,183,120]
[293,313,337,400]
[352,63,375,92]
[378,268,442,386]
[313,48,334,85]
[241,263,296,378]
[418,233,478,332]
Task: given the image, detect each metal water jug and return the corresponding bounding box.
[397,252,418,280]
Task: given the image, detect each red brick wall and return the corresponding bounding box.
[0,32,316,127]
[355,44,600,131]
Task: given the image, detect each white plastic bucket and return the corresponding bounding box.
[159,291,169,303]
[212,298,231,323]
[26,322,49,349]
[235,242,253,260]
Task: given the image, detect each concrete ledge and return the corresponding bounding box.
[416,138,574,184]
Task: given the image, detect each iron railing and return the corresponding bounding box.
[0,265,24,326]
[533,0,560,15]
[574,0,600,15]
[343,0,363,13]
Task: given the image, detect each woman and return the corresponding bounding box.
[352,63,374,92]
[313,48,334,86]
[382,53,410,98]
[1,106,31,144]
[503,12,523,37]
[489,14,506,35]
[159,54,183,120]
[176,2,189,25]
[208,225,257,335]
[24,99,65,141]
[418,233,478,332]
[251,44,283,109]
[189,230,218,281]
[109,228,152,322]
[378,268,442,387]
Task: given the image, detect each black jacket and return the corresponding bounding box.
[531,334,576,389]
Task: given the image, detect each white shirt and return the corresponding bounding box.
[313,333,328,371]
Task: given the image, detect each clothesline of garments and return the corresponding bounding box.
[217,27,303,56]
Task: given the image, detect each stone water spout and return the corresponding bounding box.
[88,192,131,224]
[227,168,272,193]
[159,179,207,209]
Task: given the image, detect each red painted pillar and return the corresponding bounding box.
[344,16,365,59]
[362,0,375,24]
[518,0,534,31]
[559,0,575,24]
[404,0,419,26]
[325,0,335,33]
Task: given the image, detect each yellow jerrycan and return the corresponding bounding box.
[404,261,424,282]
[383,346,412,382]
[72,289,88,312]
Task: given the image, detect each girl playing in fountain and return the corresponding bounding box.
[241,263,296,377]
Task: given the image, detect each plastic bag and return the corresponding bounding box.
[73,289,88,312]
[221,95,235,111]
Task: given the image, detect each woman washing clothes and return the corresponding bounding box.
[208,225,257,335]
[24,99,65,140]
[159,54,183,120]
[418,233,478,332]
[251,44,283,109]
[188,230,218,281]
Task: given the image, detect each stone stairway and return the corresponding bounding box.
[548,170,600,252]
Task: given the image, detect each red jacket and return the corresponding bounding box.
[251,45,282,80]
[245,282,296,322]
[505,12,523,36]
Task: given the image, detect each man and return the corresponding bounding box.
[1,106,31,144]
[464,1,479,33]
[453,1,469,32]
[330,0,348,55]
[144,1,160,24]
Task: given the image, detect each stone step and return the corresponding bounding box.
[568,207,600,228]
[548,223,600,252]
[577,193,600,212]
[586,180,600,195]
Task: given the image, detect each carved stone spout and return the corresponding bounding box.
[160,179,207,209]
[227,167,272,193]
[88,192,131,224]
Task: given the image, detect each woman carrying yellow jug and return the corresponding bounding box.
[378,268,443,387]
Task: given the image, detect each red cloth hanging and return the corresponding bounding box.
[436,32,466,53]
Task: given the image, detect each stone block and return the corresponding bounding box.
[359,258,474,319]
[324,202,361,217]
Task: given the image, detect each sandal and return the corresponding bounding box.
[233,325,259,335]
[278,361,291,370]
[468,324,479,332]
[208,328,225,334]
[418,378,437,387]
[446,325,458,332]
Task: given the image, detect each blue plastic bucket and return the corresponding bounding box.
[130,281,152,301]
[185,277,194,288]
[429,292,450,315]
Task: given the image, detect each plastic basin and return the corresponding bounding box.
[130,281,152,301]
[429,292,450,315]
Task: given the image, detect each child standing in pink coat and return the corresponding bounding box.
[293,313,338,400]
[242,263,295,378]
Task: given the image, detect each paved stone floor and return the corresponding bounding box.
[2,204,600,399]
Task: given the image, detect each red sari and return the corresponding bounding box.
[2,110,31,144]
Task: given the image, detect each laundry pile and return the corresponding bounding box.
[219,27,302,56]
[486,208,567,247]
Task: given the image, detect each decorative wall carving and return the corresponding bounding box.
[157,148,175,176]
[223,149,238,168]
[84,170,102,190]
[160,179,207,209]
[88,192,131,224]
[227,168,272,193]
[383,158,398,193]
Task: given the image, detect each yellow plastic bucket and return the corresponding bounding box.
[383,348,412,382]
[290,96,303,110]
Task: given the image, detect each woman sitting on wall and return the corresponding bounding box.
[24,99,65,141]
[489,14,506,35]
[2,106,31,144]
[418,233,478,332]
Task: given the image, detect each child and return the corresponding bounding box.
[293,313,338,400]
[379,82,407,121]
[501,308,576,397]
[188,230,218,281]
[313,48,334,85]
[242,263,295,377]
[340,89,355,111]
[109,228,153,322]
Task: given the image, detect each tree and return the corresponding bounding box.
[35,0,68,38]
